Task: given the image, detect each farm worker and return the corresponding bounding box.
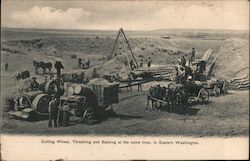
[188,53,193,66]
[129,59,135,70]
[4,62,8,71]
[139,58,143,67]
[181,56,186,67]
[30,77,39,90]
[92,68,99,78]
[147,57,152,68]
[78,58,82,68]
[127,73,133,91]
[54,61,64,78]
[81,59,86,69]
[191,48,196,60]
[48,96,59,127]
[177,66,186,84]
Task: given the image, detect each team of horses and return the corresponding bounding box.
[15,60,59,80]
[147,84,189,114]
[33,60,52,74]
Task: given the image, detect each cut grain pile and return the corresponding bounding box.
[92,54,130,79]
[213,38,249,90]
[214,38,249,79]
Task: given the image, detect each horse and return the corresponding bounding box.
[15,70,30,80]
[147,85,166,110]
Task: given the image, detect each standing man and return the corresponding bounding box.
[139,58,143,67]
[54,61,64,80]
[78,58,82,68]
[147,57,152,68]
[4,62,8,71]
[48,96,59,127]
[129,59,135,70]
[188,53,193,66]
[81,59,86,69]
[191,48,196,60]
[181,56,186,67]
[92,68,99,78]
[127,73,133,91]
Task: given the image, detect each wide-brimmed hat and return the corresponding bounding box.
[32,77,37,80]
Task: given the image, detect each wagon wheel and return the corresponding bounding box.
[168,83,176,91]
[45,80,58,95]
[213,85,220,96]
[32,94,51,115]
[198,88,209,102]
[222,81,229,94]
[82,108,95,123]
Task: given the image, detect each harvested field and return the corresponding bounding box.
[1,28,249,136]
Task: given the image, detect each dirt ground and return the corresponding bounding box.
[1,28,249,136]
[2,87,249,137]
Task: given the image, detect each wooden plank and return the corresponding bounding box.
[119,79,153,89]
[202,49,214,62]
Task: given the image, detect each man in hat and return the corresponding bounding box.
[54,61,64,78]
[48,96,59,127]
[30,77,39,90]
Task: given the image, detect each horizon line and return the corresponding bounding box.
[1,26,249,32]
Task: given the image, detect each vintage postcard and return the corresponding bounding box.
[1,0,249,160]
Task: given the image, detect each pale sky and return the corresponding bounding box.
[1,0,249,30]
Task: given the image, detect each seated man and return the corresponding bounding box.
[30,77,39,90]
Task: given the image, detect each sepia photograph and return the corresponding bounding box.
[1,0,249,160]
